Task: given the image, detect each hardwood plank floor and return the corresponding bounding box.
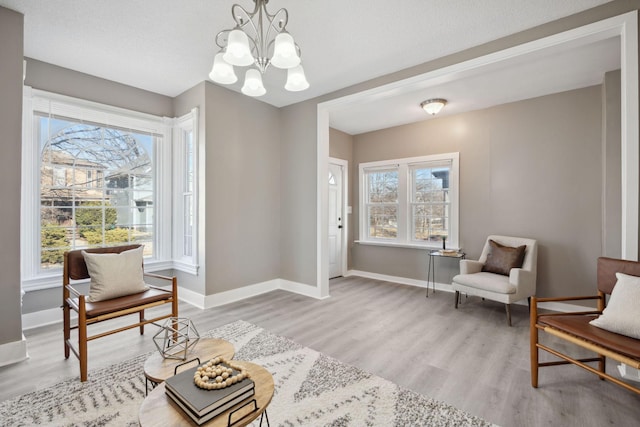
[2,276,639,426]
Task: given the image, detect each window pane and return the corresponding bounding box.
[368,170,398,203]
[38,116,156,269]
[412,165,451,242]
[368,205,397,239]
[184,194,193,257]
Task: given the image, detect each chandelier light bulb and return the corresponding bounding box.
[271,33,300,69]
[241,69,266,97]
[223,29,254,66]
[209,53,238,84]
[285,65,309,91]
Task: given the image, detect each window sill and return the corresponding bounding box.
[22,259,198,292]
[355,240,460,251]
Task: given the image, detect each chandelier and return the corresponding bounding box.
[209,0,310,97]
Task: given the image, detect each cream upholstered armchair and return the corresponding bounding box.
[452,235,538,326]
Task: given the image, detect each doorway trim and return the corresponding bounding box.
[316,11,639,298]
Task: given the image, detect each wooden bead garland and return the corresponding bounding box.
[193,356,250,390]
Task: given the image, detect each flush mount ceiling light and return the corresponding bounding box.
[420,99,447,115]
[209,0,310,97]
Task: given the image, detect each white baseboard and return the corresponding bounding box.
[23,278,323,330]
[279,279,329,299]
[203,279,280,308]
[344,269,592,313]
[22,307,77,330]
[176,285,207,310]
[22,271,590,331]
[0,334,28,367]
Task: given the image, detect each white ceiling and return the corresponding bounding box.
[1,0,615,134]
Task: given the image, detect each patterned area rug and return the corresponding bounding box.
[0,320,495,426]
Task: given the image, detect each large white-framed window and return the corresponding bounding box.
[359,152,459,249]
[172,108,199,274]
[21,88,173,291]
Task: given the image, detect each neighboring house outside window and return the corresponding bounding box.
[359,152,459,249]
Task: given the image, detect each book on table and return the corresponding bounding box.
[164,362,255,418]
[166,387,255,425]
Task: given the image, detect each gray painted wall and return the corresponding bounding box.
[351,87,606,298]
[24,59,173,118]
[280,100,318,286]
[0,6,24,346]
[203,82,281,294]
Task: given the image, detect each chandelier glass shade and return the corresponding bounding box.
[210,0,309,97]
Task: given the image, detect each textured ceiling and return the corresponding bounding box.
[0,0,612,109]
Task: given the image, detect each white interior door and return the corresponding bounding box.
[328,161,344,279]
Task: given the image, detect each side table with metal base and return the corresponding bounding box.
[426,250,465,297]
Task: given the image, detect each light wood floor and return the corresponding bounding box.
[2,276,639,427]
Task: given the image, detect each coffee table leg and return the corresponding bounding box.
[259,410,270,427]
[145,377,159,396]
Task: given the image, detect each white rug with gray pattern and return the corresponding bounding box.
[0,320,495,426]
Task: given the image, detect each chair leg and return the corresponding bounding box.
[599,356,606,380]
[139,310,145,335]
[505,304,512,326]
[78,307,88,382]
[63,303,70,359]
[530,296,539,387]
[454,291,459,309]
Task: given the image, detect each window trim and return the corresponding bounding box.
[21,87,174,291]
[358,152,459,249]
[172,108,199,274]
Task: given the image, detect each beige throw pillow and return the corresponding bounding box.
[589,272,640,339]
[83,246,148,302]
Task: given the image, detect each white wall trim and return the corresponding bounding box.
[345,269,593,313]
[203,280,280,308]
[317,107,331,298]
[21,268,586,331]
[176,285,207,310]
[0,335,28,367]
[279,279,329,299]
[22,307,69,330]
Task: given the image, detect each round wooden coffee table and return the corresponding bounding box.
[139,361,274,427]
[144,338,235,392]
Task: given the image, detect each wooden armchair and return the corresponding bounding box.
[63,244,178,381]
[530,257,640,394]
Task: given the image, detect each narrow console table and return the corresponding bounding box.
[426,250,465,297]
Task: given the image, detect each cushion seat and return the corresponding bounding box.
[539,314,640,360]
[68,288,173,318]
[452,272,516,294]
